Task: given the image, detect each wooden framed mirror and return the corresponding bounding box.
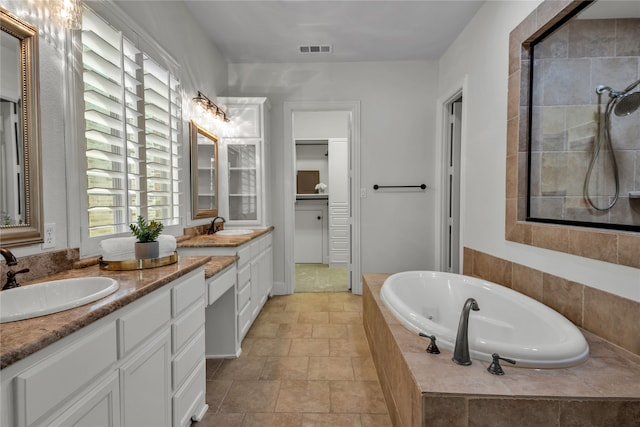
[189,120,219,219]
[0,8,43,247]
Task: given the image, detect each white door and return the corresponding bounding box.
[443,96,462,273]
[295,209,323,263]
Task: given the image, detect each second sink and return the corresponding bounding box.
[215,229,254,236]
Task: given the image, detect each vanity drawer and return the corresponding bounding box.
[237,279,251,312]
[118,290,171,358]
[251,236,265,256]
[172,360,206,427]
[237,244,251,268]
[238,302,252,340]
[208,266,236,306]
[237,263,251,288]
[172,330,204,390]
[172,301,205,354]
[15,323,117,427]
[172,270,205,317]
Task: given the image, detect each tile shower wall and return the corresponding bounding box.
[530,18,640,226]
[463,247,640,356]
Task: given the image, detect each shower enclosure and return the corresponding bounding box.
[527,1,640,231]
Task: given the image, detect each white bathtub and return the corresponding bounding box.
[380,271,589,368]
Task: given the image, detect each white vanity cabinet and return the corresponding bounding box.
[218,97,271,227]
[0,267,208,427]
[178,231,273,357]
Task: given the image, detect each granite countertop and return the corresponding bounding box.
[178,226,274,248]
[0,255,211,369]
[203,256,238,279]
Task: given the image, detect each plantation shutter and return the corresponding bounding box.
[81,8,180,238]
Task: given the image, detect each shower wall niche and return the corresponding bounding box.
[527,4,640,231]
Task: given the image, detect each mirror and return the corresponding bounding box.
[527,1,640,232]
[0,8,43,247]
[189,120,219,219]
[506,0,640,269]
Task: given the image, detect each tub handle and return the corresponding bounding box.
[418,332,441,354]
[487,353,516,375]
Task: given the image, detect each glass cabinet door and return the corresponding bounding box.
[226,141,260,222]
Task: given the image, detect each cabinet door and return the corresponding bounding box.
[294,208,324,263]
[48,373,120,427]
[120,331,171,427]
[225,141,261,223]
[250,251,262,320]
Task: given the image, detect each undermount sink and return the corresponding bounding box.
[0,277,119,323]
[215,229,254,236]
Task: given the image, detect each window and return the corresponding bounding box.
[81,8,181,238]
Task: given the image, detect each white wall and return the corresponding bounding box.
[228,61,439,287]
[438,0,640,301]
[294,111,349,139]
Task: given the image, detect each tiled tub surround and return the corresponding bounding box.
[529,17,640,226]
[363,274,640,427]
[463,247,639,356]
[506,0,640,268]
[0,249,214,369]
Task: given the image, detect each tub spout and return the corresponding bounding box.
[452,297,480,366]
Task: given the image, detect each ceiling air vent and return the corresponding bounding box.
[299,44,332,54]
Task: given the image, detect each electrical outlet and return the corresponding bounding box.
[42,223,56,249]
[360,187,367,198]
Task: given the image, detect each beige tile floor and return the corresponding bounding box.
[194,292,392,427]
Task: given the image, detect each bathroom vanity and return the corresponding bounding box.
[0,256,211,427]
[178,227,273,357]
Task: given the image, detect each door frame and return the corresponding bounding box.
[435,78,467,273]
[283,101,361,294]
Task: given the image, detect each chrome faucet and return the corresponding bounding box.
[452,297,480,366]
[1,248,29,290]
[207,216,226,234]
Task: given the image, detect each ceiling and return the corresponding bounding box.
[183,1,485,63]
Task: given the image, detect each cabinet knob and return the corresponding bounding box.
[317,216,322,220]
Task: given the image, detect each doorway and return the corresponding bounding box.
[293,112,349,292]
[283,101,361,295]
[442,95,462,273]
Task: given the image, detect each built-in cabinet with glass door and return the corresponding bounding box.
[218,97,270,227]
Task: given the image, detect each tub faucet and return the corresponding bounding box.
[207,216,225,234]
[452,297,480,366]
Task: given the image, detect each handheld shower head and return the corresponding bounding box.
[613,79,640,117]
[595,79,640,117]
[614,91,640,117]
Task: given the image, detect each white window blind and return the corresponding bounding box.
[81,8,181,238]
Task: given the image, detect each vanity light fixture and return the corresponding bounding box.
[193,91,230,123]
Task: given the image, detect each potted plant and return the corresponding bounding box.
[129,215,164,259]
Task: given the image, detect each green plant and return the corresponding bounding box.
[129,215,164,243]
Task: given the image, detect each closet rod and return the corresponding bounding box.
[373,184,427,190]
